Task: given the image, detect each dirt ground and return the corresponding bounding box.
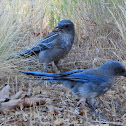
[0,14,126,126]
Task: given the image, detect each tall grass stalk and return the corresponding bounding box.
[108,0,126,42]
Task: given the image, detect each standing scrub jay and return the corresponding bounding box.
[20,19,75,72]
[22,60,126,114]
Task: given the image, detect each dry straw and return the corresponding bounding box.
[0,0,126,125]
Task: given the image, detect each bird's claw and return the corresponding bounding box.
[92,112,108,122]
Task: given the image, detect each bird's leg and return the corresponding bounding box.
[77,98,86,107]
[87,99,100,110]
[51,62,56,73]
[43,63,48,72]
[87,99,106,120]
[86,99,98,117]
[54,61,61,72]
[86,99,96,112]
[43,63,54,85]
[95,99,100,107]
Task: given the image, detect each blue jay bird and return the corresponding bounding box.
[19,19,75,72]
[22,60,126,115]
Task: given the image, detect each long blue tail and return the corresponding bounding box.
[22,70,109,84]
[22,71,60,80]
[18,49,31,56]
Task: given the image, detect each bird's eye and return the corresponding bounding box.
[115,67,125,74]
[65,25,69,28]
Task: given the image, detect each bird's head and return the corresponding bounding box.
[52,19,75,34]
[100,60,126,77]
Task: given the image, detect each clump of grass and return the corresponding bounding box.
[107,0,126,42]
[0,0,49,74]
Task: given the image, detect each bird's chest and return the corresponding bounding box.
[60,33,73,48]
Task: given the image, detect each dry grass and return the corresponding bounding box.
[0,0,126,125]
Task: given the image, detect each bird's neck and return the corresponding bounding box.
[60,32,74,45]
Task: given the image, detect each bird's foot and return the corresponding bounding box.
[92,112,108,122]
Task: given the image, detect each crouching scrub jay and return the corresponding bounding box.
[22,60,126,118]
[19,19,75,72]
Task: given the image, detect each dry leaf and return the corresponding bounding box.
[0,99,22,113]
[11,90,23,99]
[0,98,6,103]
[0,85,47,114]
[0,85,10,99]
[22,97,46,107]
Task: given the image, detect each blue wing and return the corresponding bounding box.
[60,72,108,84]
[19,32,59,56]
[22,70,109,85]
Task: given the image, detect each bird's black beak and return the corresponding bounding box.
[52,26,63,32]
